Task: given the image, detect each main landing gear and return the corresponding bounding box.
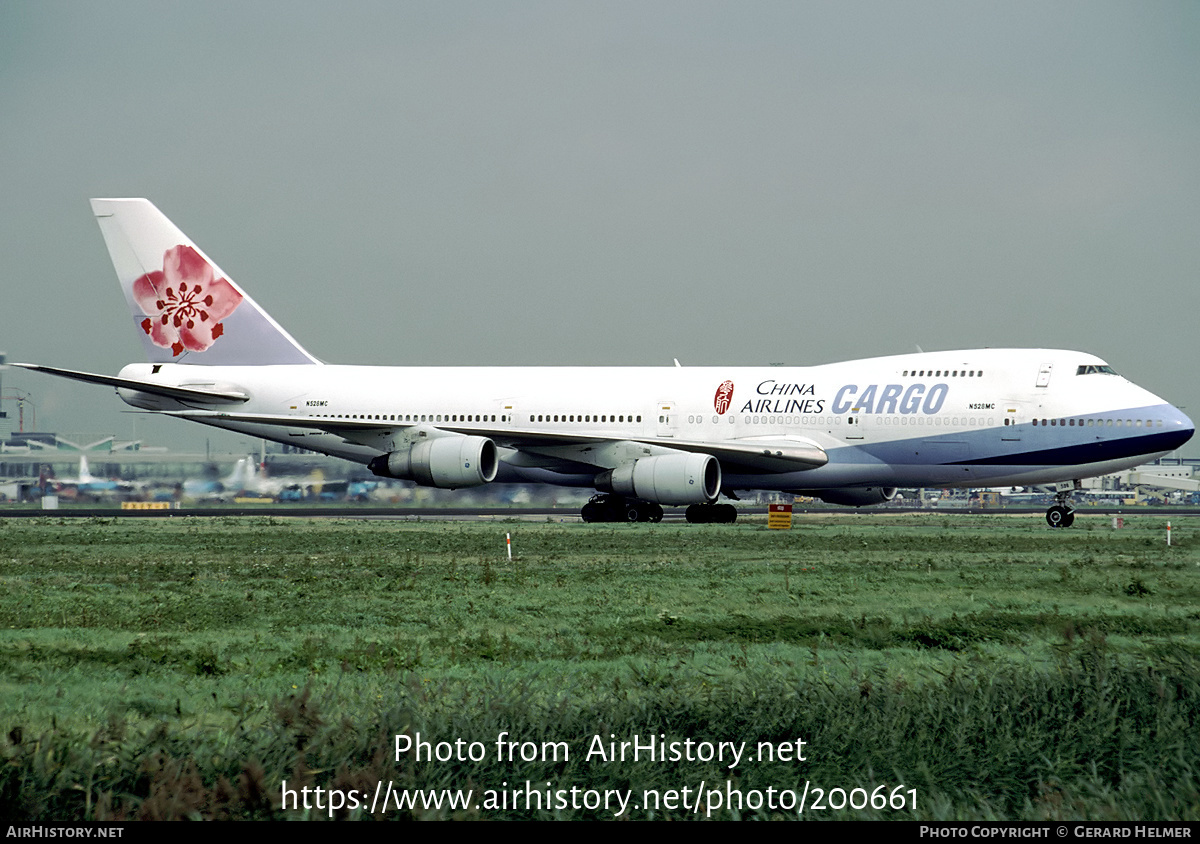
[685,502,738,524]
[581,494,663,523]
[579,495,738,524]
[1046,487,1077,528]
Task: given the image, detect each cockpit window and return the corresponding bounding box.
[1076,365,1118,376]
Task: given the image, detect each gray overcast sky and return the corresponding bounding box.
[2,1,1198,455]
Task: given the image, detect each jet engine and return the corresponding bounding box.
[368,436,498,488]
[809,487,898,507]
[594,453,720,505]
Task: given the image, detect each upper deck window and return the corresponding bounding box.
[1076,365,1118,376]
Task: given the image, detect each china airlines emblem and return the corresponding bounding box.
[132,245,244,357]
[713,380,735,414]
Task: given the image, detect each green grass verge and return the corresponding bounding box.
[0,514,1197,819]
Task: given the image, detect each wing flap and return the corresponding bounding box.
[656,437,828,472]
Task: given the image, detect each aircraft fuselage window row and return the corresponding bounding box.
[685,415,803,424]
[878,416,994,426]
[900,370,983,377]
[679,415,845,425]
[680,415,999,427]
[528,415,642,423]
[666,415,1166,430]
[900,365,1118,379]
[1033,418,1163,428]
[311,414,510,422]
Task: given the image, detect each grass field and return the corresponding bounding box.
[0,512,1197,820]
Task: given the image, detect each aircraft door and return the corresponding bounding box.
[1001,404,1023,441]
[1035,363,1053,388]
[657,401,677,437]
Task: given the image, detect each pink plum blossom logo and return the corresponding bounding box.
[714,380,735,414]
[132,245,243,356]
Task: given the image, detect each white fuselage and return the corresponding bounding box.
[115,347,1194,496]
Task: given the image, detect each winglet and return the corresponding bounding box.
[91,198,320,366]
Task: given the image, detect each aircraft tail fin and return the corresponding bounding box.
[90,199,320,366]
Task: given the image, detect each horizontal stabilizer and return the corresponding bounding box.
[9,363,250,404]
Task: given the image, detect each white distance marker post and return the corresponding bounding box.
[507,532,512,561]
[1167,522,1172,547]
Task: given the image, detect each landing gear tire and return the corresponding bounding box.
[685,503,737,524]
[581,494,662,523]
[1046,504,1075,528]
[625,502,665,523]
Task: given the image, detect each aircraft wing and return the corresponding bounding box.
[9,363,250,405]
[623,436,828,473]
[16,362,827,474]
[166,410,828,473]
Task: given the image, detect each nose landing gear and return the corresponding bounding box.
[1046,503,1075,528]
[1045,484,1079,528]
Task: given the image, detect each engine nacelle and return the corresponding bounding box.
[810,487,898,507]
[368,436,498,488]
[594,453,721,505]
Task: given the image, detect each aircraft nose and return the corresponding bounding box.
[1163,405,1195,452]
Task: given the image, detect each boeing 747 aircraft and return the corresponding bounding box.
[15,199,1194,525]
